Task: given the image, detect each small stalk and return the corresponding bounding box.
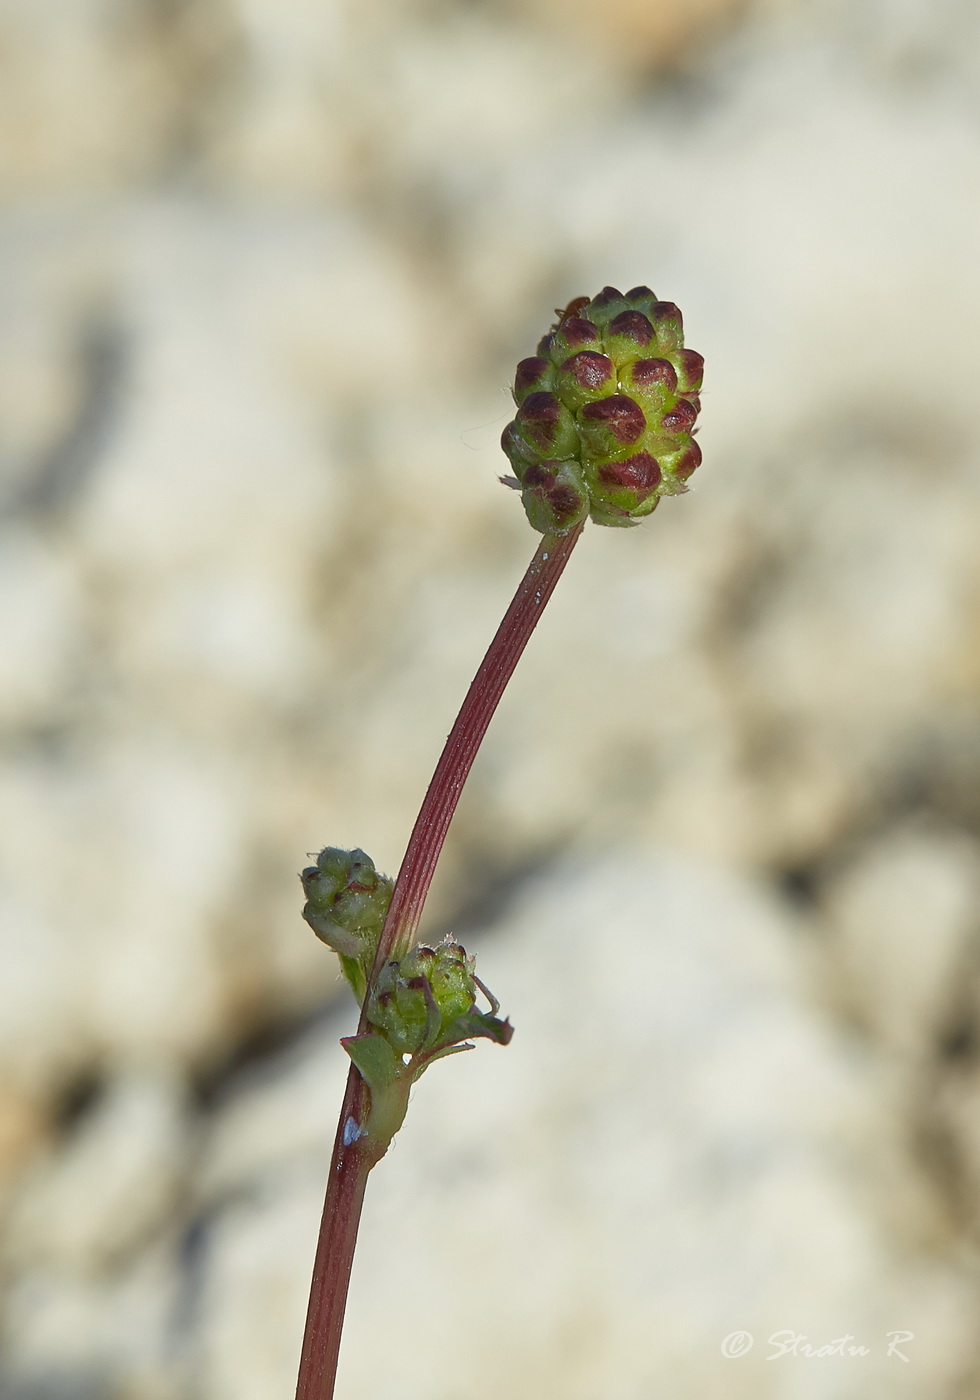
[295,523,583,1400]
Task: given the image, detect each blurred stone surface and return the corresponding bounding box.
[517,0,751,69]
[2,0,980,1394]
[821,825,980,1061]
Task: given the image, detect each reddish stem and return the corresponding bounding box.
[374,523,583,967]
[294,1132,372,1400]
[295,523,583,1400]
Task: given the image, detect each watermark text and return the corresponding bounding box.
[720,1330,914,1362]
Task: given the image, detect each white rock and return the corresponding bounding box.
[195,1019,347,1209]
[4,1066,189,1274]
[822,826,980,1059]
[2,1241,182,1397]
[0,528,81,725]
[194,1163,325,1400]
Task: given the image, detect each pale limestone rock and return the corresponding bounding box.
[0,529,82,726]
[194,1164,326,1400]
[195,1023,345,1209]
[4,1067,189,1274]
[0,739,245,1070]
[516,0,749,69]
[933,1067,980,1231]
[822,827,980,1060]
[0,1071,189,1394]
[2,1243,183,1397]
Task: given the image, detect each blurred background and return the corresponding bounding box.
[2,0,980,1396]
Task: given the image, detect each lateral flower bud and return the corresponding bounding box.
[366,939,512,1058]
[301,846,393,1003]
[340,941,512,1161]
[501,285,703,530]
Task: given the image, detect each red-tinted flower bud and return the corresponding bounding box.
[650,301,683,350]
[579,394,647,453]
[548,316,601,363]
[597,451,662,493]
[673,441,702,481]
[587,451,662,526]
[628,357,678,393]
[621,285,659,324]
[660,398,698,434]
[513,391,579,457]
[513,356,555,404]
[605,310,655,362]
[675,348,704,392]
[657,439,702,492]
[521,460,589,534]
[555,351,616,409]
[500,420,539,478]
[584,286,631,330]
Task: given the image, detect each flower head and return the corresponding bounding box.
[502,286,703,531]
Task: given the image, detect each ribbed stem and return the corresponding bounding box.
[373,524,583,969]
[294,1132,372,1400]
[294,523,583,1400]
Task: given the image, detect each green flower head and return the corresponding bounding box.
[501,287,703,532]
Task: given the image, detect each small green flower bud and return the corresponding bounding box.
[501,285,703,531]
[366,939,511,1060]
[604,310,656,366]
[623,357,678,416]
[513,356,556,405]
[649,300,684,351]
[548,316,602,362]
[512,391,580,459]
[585,285,631,327]
[585,451,662,526]
[579,395,647,455]
[500,420,540,477]
[301,846,393,1003]
[657,440,702,489]
[368,972,431,1057]
[521,460,590,534]
[554,351,616,411]
[675,348,704,393]
[623,284,658,317]
[414,941,475,1029]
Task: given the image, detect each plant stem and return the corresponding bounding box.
[373,523,584,967]
[294,1132,372,1400]
[295,522,583,1400]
